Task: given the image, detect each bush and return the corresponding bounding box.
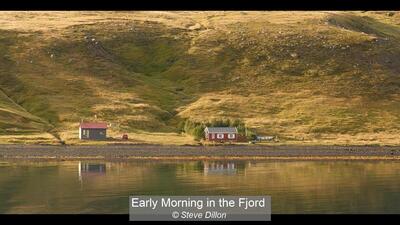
[245,128,257,140]
[180,120,206,141]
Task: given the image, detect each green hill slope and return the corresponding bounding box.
[0,11,399,145]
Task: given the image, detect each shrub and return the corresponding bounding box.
[181,119,206,141]
[245,128,257,140]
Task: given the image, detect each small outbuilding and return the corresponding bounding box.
[256,136,276,142]
[204,127,238,142]
[79,122,108,140]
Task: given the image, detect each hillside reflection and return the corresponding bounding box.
[1,160,400,213]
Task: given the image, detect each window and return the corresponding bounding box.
[217,133,224,139]
[82,129,89,137]
[228,133,235,139]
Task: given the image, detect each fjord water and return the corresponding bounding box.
[1,160,400,214]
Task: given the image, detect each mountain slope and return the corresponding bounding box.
[0,90,51,133]
[0,11,399,145]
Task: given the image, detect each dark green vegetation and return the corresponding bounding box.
[0,11,399,144]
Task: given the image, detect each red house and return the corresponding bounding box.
[79,122,108,140]
[204,127,238,142]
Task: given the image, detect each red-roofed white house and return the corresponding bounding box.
[79,122,108,140]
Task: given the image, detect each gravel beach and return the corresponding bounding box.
[1,144,400,160]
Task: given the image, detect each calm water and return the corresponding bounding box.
[1,160,400,214]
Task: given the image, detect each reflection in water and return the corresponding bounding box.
[202,161,246,175]
[1,160,400,213]
[78,162,107,181]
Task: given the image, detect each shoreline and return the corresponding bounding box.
[1,144,400,161]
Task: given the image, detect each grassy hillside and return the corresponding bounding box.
[0,11,400,145]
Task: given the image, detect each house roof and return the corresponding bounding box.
[204,127,238,133]
[80,122,108,129]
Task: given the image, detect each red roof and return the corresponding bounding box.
[80,122,108,129]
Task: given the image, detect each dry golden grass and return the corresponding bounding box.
[0,133,59,145]
[58,125,197,145]
[1,11,400,145]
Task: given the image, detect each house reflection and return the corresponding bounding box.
[78,162,107,181]
[202,161,247,175]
